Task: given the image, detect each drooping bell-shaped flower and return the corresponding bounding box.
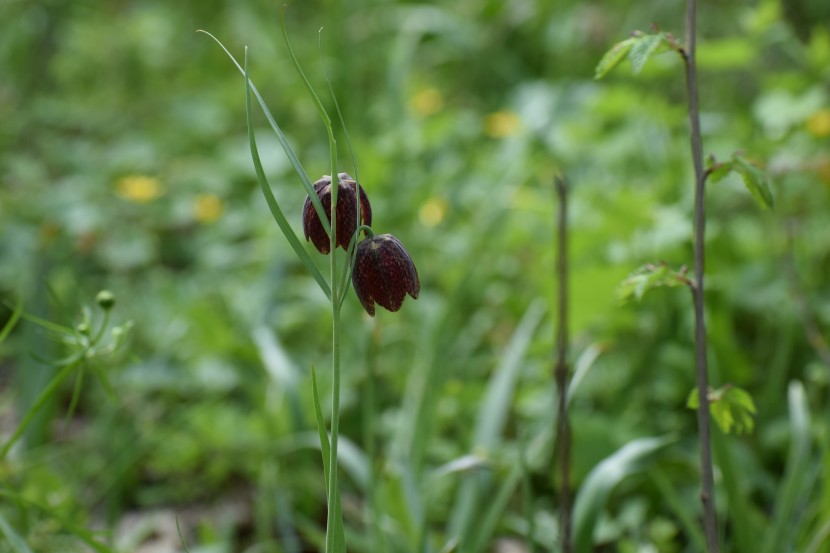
[351,234,420,316]
[302,173,372,254]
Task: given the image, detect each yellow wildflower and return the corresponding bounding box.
[194,194,224,223]
[807,108,830,137]
[418,197,448,228]
[115,175,162,203]
[484,110,521,138]
[411,88,443,116]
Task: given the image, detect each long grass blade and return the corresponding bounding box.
[0,490,113,553]
[310,366,346,550]
[0,512,35,553]
[0,297,23,344]
[649,468,708,552]
[0,357,83,460]
[572,435,673,553]
[244,48,332,300]
[761,381,813,553]
[197,30,331,237]
[449,301,545,543]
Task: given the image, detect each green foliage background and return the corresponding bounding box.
[1,0,830,551]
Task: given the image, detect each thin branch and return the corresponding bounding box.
[554,175,572,553]
[683,0,720,551]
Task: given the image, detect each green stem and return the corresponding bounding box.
[0,354,84,460]
[325,93,342,553]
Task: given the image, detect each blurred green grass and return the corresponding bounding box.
[2,0,830,551]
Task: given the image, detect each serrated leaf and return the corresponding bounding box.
[617,263,688,304]
[629,33,665,75]
[707,160,734,185]
[732,155,775,210]
[686,385,757,435]
[686,387,700,409]
[595,37,637,79]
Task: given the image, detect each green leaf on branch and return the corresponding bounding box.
[629,33,665,74]
[732,155,775,210]
[687,385,757,435]
[616,263,690,304]
[705,156,734,185]
[595,37,637,79]
[595,32,673,79]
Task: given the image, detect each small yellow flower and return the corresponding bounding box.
[411,88,443,116]
[115,175,162,203]
[807,108,830,137]
[484,110,521,138]
[194,194,224,223]
[418,197,448,228]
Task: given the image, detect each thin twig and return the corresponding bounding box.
[682,0,720,550]
[554,175,572,553]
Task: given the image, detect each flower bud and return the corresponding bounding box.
[96,290,116,310]
[351,234,419,316]
[303,173,372,254]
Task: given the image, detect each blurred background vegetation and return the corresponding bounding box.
[1,0,830,551]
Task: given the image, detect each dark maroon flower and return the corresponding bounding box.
[303,173,372,254]
[352,234,420,316]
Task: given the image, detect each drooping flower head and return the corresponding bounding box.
[303,173,372,254]
[351,234,420,316]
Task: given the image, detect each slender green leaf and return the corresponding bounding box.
[712,429,760,553]
[629,33,664,74]
[197,30,331,237]
[567,343,603,405]
[595,37,637,79]
[0,490,113,553]
[310,366,346,551]
[0,512,34,553]
[244,49,332,300]
[0,298,22,344]
[732,155,775,210]
[761,381,813,553]
[0,356,83,460]
[572,436,673,553]
[175,516,192,553]
[649,469,709,552]
[449,301,546,545]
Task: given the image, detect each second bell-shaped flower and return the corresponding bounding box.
[303,173,372,254]
[351,234,420,316]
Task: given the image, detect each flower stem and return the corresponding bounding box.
[325,120,342,552]
[682,0,719,550]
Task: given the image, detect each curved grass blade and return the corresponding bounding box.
[761,381,813,553]
[280,11,333,136]
[572,435,673,553]
[197,30,331,238]
[310,365,346,551]
[244,49,331,300]
[280,11,340,277]
[0,297,23,344]
[649,468,708,552]
[449,301,546,544]
[0,490,113,553]
[317,31,363,306]
[0,512,35,553]
[0,356,84,460]
[175,516,192,553]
